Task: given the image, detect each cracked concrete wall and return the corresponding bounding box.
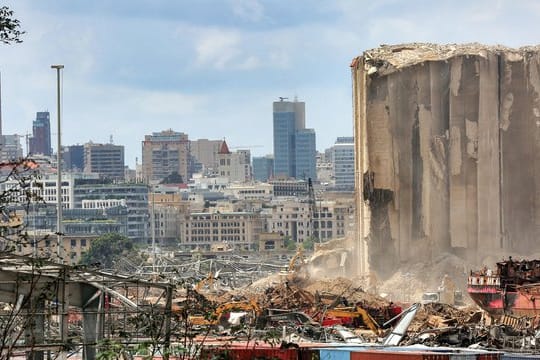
[352,44,540,276]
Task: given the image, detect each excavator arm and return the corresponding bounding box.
[189,300,261,327]
[324,306,382,336]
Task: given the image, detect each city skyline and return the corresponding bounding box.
[2,1,539,167]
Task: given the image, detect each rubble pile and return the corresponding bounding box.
[379,253,471,302]
[411,303,482,331]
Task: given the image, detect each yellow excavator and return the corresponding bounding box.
[323,306,383,336]
[188,300,261,327]
[287,248,310,281]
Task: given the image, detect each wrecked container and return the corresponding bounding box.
[350,350,501,360]
[298,348,321,360]
[201,347,298,360]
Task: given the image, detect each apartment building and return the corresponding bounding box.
[266,198,354,243]
[223,183,273,201]
[142,129,190,184]
[181,211,263,251]
[14,230,97,265]
[24,203,128,236]
[149,191,191,246]
[265,199,312,243]
[269,179,308,197]
[73,180,149,243]
[0,135,23,162]
[83,142,125,180]
[190,138,222,173]
[0,172,99,209]
[312,200,354,240]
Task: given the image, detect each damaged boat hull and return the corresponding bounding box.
[468,260,540,316]
[467,282,537,316]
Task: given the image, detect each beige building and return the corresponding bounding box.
[312,200,354,241]
[266,199,312,243]
[190,139,222,172]
[13,231,95,265]
[181,211,263,251]
[223,183,273,201]
[142,129,190,184]
[149,192,191,246]
[258,232,286,252]
[83,142,125,180]
[217,141,252,183]
[266,198,354,244]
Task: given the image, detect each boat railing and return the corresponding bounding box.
[467,274,500,286]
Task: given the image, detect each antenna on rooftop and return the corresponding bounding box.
[109,135,114,144]
[279,97,288,101]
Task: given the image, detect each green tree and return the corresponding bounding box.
[302,237,315,251]
[0,6,25,44]
[283,236,297,251]
[80,233,137,269]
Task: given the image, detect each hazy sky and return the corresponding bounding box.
[1,0,539,167]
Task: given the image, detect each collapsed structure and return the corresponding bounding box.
[351,43,540,277]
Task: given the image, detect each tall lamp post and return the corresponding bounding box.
[51,65,64,262]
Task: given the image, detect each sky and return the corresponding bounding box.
[2,0,540,167]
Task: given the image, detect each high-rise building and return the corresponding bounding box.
[272,98,316,180]
[295,129,317,181]
[83,142,125,180]
[332,137,355,191]
[63,145,84,172]
[142,129,190,184]
[29,111,51,156]
[252,155,274,182]
[0,135,23,162]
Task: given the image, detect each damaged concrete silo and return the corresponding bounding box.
[351,43,540,277]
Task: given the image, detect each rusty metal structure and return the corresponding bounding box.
[0,253,174,360]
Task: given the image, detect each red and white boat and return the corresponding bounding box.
[467,258,540,316]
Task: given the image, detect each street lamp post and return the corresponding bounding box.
[51,64,68,360]
[51,65,64,263]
